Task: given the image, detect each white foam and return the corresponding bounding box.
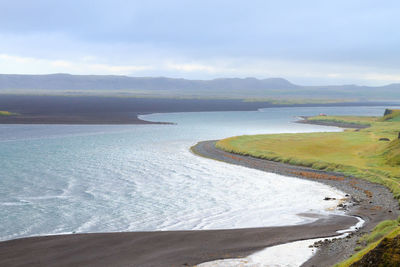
[198,238,321,267]
[198,216,365,267]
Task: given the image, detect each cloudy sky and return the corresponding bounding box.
[1,0,399,85]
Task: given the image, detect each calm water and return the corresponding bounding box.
[0,106,389,241]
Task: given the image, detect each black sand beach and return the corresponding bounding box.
[0,95,269,124]
[0,95,397,124]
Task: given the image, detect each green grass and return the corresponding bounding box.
[0,111,17,116]
[358,219,400,245]
[216,109,400,266]
[335,218,400,267]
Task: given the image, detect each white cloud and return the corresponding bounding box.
[0,54,152,75]
[165,62,217,73]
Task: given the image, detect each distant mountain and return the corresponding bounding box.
[0,74,298,90]
[0,73,399,101]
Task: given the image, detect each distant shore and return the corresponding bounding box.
[296,116,370,129]
[0,94,398,124]
[0,112,169,125]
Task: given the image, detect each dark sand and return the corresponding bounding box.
[0,95,397,124]
[0,95,271,124]
[0,215,357,267]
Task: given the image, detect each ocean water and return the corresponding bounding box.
[0,106,390,241]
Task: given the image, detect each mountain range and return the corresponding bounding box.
[1,73,399,101]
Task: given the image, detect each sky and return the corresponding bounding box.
[0,0,399,85]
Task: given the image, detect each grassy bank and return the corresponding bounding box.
[216,109,400,266]
[336,218,400,267]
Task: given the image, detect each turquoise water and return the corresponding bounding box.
[0,106,389,241]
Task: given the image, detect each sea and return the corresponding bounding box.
[0,106,390,241]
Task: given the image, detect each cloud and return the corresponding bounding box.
[0,1,400,85]
[0,54,152,75]
[165,63,218,73]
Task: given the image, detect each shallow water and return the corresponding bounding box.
[0,106,389,241]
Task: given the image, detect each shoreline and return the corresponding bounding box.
[0,215,358,267]
[1,138,396,267]
[191,140,399,266]
[190,115,399,266]
[296,116,370,129]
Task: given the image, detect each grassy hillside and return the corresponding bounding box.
[216,109,400,266]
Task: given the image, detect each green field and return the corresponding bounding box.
[216,109,400,266]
